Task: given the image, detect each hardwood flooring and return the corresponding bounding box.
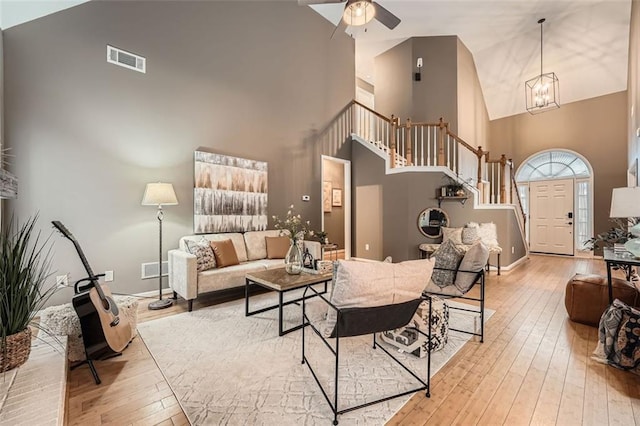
[66,255,640,425]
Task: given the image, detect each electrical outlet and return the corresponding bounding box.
[511,246,515,254]
[105,270,114,282]
[56,274,69,287]
[365,244,370,251]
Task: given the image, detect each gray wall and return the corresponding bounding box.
[457,38,489,151]
[629,0,640,174]
[489,92,628,247]
[352,141,526,265]
[3,1,354,306]
[322,158,345,248]
[375,35,490,147]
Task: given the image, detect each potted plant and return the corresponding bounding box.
[0,215,57,372]
[584,218,638,251]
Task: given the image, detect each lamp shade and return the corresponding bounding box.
[343,0,375,26]
[142,182,178,206]
[609,187,640,218]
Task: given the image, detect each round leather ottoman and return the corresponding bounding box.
[564,273,638,326]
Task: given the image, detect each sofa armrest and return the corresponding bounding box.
[168,249,198,301]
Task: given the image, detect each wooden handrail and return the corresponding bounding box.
[352,100,392,122]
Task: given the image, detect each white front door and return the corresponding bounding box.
[529,178,574,255]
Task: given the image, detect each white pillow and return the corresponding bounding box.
[324,258,435,336]
[442,227,463,245]
[477,222,499,247]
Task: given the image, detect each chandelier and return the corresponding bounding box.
[525,18,560,114]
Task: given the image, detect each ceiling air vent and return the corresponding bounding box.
[107,45,146,73]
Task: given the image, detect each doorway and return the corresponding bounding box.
[529,178,574,255]
[321,156,351,259]
[516,149,593,255]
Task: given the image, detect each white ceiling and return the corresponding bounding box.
[1,1,632,120]
[311,0,632,119]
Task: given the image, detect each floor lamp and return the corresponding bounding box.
[142,182,178,310]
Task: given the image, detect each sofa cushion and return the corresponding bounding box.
[181,233,248,262]
[454,242,489,293]
[265,236,290,259]
[244,230,281,260]
[442,227,463,245]
[325,258,435,335]
[197,262,267,293]
[185,239,216,272]
[211,239,240,268]
[430,240,464,289]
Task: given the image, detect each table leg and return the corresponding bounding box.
[245,278,250,316]
[606,262,614,305]
[278,291,284,336]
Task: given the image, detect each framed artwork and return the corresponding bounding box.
[193,150,268,233]
[332,188,342,207]
[323,181,332,213]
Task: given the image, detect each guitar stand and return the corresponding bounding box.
[71,352,123,385]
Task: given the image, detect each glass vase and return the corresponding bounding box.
[285,239,303,275]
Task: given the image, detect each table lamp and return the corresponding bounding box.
[610,187,640,257]
[142,182,178,309]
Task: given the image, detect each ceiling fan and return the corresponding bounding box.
[299,0,401,30]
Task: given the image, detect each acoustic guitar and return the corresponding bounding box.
[52,221,132,358]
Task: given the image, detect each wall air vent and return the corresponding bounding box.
[107,45,146,73]
[141,261,168,279]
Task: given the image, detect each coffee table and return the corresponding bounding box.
[245,268,332,336]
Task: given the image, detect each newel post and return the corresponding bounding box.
[390,115,397,168]
[437,118,446,166]
[475,146,485,190]
[499,154,507,203]
[406,118,412,166]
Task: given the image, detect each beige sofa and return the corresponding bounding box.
[168,230,321,311]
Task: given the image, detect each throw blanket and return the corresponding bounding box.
[593,299,640,372]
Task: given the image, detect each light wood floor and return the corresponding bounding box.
[66,255,640,425]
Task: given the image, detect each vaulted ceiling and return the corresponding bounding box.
[1,1,632,120]
[310,0,632,119]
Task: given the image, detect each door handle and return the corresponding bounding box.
[568,222,573,225]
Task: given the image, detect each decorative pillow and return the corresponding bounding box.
[461,227,480,245]
[265,236,290,259]
[210,239,240,268]
[454,242,489,293]
[597,299,640,372]
[466,222,480,229]
[429,240,464,289]
[185,239,216,272]
[442,227,463,245]
[477,222,499,247]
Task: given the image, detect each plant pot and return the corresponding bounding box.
[0,328,31,372]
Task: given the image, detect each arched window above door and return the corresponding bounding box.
[515,151,591,182]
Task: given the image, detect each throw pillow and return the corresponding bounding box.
[210,239,240,268]
[442,227,463,245]
[477,222,499,247]
[461,227,480,245]
[430,240,464,289]
[265,236,290,259]
[185,239,216,272]
[454,242,489,293]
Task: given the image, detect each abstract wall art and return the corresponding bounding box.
[194,151,268,233]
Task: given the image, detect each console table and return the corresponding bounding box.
[603,247,640,304]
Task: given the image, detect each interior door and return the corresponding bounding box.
[529,178,574,255]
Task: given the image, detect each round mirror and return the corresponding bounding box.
[417,207,449,238]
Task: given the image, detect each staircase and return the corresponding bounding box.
[343,100,528,254]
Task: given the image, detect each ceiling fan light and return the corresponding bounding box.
[343,0,375,26]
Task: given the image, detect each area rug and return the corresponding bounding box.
[138,291,493,425]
